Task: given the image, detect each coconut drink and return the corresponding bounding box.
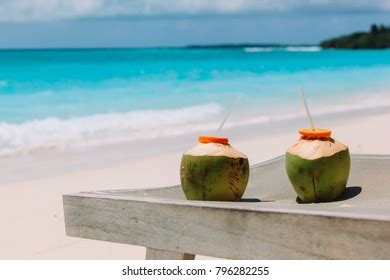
[180,136,249,201]
[285,89,351,203]
[285,128,350,203]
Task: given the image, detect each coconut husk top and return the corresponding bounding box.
[287,138,348,160]
[184,142,247,159]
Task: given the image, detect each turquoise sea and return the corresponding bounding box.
[0,47,390,156]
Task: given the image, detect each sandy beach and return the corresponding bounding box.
[0,110,389,260]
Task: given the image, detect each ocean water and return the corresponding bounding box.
[0,47,390,156]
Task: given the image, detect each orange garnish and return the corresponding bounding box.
[199,136,229,144]
[299,128,332,137]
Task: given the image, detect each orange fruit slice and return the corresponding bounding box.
[198,136,229,144]
[299,128,332,137]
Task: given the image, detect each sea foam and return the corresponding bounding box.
[244,46,321,53]
[286,46,321,52]
[0,103,223,156]
[1,94,390,157]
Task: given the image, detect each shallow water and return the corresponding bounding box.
[0,47,389,156]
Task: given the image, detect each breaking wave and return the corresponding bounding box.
[244,46,321,53]
[0,103,223,156]
[1,93,390,157]
[285,46,321,52]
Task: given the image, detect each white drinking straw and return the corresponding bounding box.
[216,96,241,134]
[300,87,315,130]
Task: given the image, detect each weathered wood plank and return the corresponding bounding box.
[146,248,195,260]
[63,193,390,259]
[63,155,390,259]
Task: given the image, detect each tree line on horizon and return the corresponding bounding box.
[320,24,390,49]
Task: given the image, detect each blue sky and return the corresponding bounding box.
[0,0,389,48]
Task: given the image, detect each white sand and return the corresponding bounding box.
[0,112,390,259]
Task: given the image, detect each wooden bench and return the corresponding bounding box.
[63,155,390,259]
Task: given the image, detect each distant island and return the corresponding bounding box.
[184,25,390,50]
[320,24,390,49]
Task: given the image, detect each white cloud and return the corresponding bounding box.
[0,0,389,22]
[0,0,102,21]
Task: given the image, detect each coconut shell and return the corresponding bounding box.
[181,143,249,201]
[285,138,350,203]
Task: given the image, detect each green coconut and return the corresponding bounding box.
[180,142,249,201]
[285,137,350,203]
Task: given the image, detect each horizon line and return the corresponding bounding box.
[0,43,320,51]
